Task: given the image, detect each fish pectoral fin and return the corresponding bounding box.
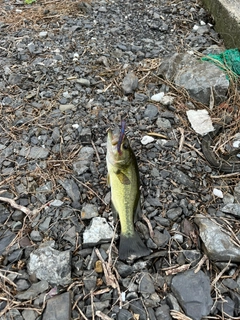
[115,169,131,185]
[134,198,142,222]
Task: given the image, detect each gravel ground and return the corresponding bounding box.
[0,0,240,319]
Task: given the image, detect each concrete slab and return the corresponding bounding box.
[201,0,240,48]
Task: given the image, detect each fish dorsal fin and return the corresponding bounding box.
[115,170,131,185]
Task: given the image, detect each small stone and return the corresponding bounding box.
[155,303,172,320]
[81,203,98,219]
[221,203,240,217]
[39,216,51,232]
[16,280,49,300]
[76,78,90,86]
[59,104,77,112]
[166,207,182,221]
[50,199,64,207]
[83,217,115,245]
[27,42,35,53]
[22,309,38,320]
[15,279,31,291]
[234,182,240,203]
[30,230,43,242]
[156,117,171,130]
[139,273,155,297]
[19,146,49,159]
[153,229,170,247]
[144,104,159,119]
[216,296,235,317]
[117,309,133,320]
[122,71,138,95]
[213,188,223,198]
[172,233,184,243]
[39,31,48,38]
[151,92,164,102]
[42,292,71,320]
[141,135,155,145]
[28,241,71,285]
[58,178,80,205]
[116,261,133,278]
[0,231,16,255]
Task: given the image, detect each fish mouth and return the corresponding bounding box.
[108,128,120,147]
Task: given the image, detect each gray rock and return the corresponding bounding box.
[15,279,31,291]
[22,310,38,320]
[171,269,212,320]
[81,203,98,219]
[173,169,195,188]
[153,229,170,247]
[72,146,94,175]
[83,273,97,292]
[158,53,229,105]
[30,230,43,242]
[0,230,16,255]
[3,309,23,320]
[58,178,80,206]
[12,210,24,221]
[27,42,35,54]
[234,182,240,203]
[59,104,77,112]
[139,273,155,297]
[116,261,133,278]
[194,214,240,262]
[39,31,48,38]
[129,300,147,320]
[0,204,10,223]
[155,304,171,320]
[63,225,76,246]
[221,203,240,217]
[83,217,115,245]
[76,78,90,86]
[166,207,182,221]
[16,280,49,300]
[122,71,138,95]
[156,117,172,130]
[216,296,235,317]
[41,292,71,320]
[117,309,133,320]
[28,241,71,285]
[166,293,181,311]
[19,146,49,159]
[39,216,51,232]
[144,104,159,120]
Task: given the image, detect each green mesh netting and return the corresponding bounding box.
[202,48,240,78]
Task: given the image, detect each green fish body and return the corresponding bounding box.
[106,126,150,261]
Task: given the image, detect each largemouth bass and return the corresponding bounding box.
[106,122,150,261]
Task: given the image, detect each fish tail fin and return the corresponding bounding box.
[118,231,150,261]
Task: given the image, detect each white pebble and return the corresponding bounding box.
[72,124,79,129]
[151,92,164,102]
[141,135,155,145]
[213,188,223,198]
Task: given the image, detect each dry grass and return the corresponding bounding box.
[0,0,91,30]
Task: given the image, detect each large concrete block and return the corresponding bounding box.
[201,0,240,48]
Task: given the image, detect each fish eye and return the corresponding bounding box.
[123,143,128,150]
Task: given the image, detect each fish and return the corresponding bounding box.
[106,122,150,261]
